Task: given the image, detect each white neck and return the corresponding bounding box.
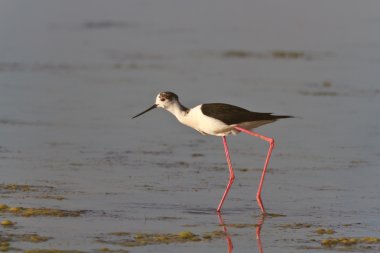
[165,101,189,121]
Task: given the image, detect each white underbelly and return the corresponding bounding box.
[181,107,236,136]
[180,108,276,137]
[197,116,235,136]
[177,105,274,136]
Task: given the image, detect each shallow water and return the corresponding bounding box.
[1,0,380,252]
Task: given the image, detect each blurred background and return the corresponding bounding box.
[1,1,379,252]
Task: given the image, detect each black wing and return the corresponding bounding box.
[201,103,292,125]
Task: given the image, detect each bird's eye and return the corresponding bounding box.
[160,98,166,102]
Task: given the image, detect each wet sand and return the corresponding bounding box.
[1,0,380,252]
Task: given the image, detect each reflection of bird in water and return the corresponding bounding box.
[217,213,233,253]
[255,214,265,253]
[132,92,293,213]
[217,213,266,253]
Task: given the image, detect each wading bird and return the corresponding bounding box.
[132,91,292,213]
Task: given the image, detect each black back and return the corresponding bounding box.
[201,103,292,125]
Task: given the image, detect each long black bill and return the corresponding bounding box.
[131,104,157,119]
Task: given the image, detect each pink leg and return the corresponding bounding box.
[234,126,275,213]
[217,136,235,212]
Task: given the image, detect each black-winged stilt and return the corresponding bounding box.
[132,91,293,213]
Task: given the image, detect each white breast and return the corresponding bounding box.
[180,105,238,136]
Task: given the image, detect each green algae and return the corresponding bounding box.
[0,204,9,210]
[8,207,22,212]
[272,50,304,59]
[18,207,83,217]
[99,230,225,247]
[0,184,56,194]
[202,231,226,240]
[0,242,11,252]
[0,204,84,217]
[34,195,66,201]
[24,250,85,253]
[278,223,313,229]
[223,223,258,229]
[222,50,254,58]
[0,232,51,252]
[0,243,10,247]
[0,246,9,252]
[3,233,51,243]
[98,248,129,253]
[315,228,336,235]
[16,234,50,243]
[0,184,66,201]
[323,80,332,87]
[0,184,36,192]
[263,213,286,218]
[321,237,380,248]
[342,223,361,227]
[178,231,197,240]
[0,220,14,226]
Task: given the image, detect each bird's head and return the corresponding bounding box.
[155,91,179,109]
[132,91,179,119]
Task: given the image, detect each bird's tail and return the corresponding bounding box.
[272,114,294,120]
